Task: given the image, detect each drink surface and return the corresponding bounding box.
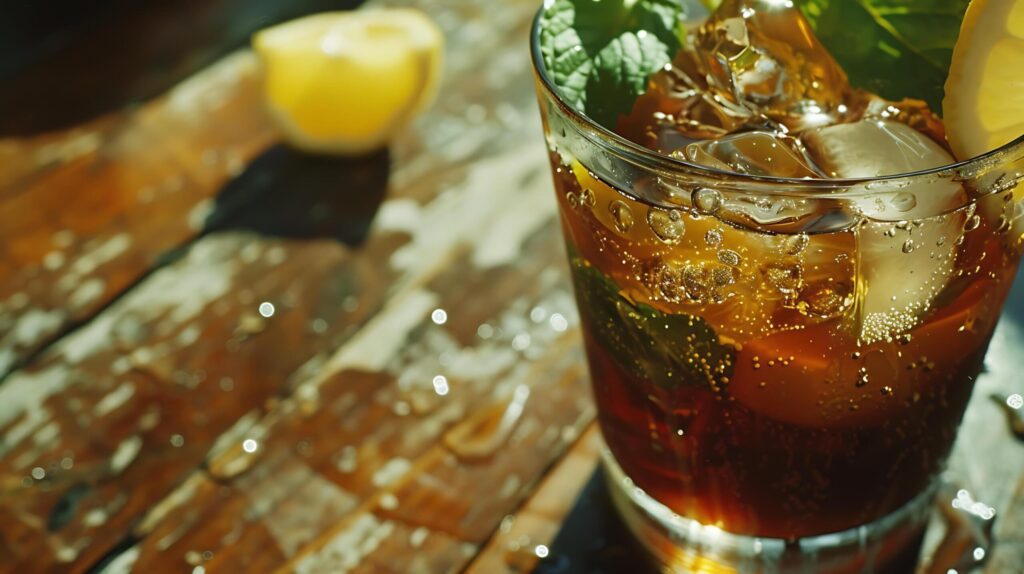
[540,0,1024,539]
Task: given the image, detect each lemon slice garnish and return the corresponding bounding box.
[943,0,1024,161]
[253,9,444,155]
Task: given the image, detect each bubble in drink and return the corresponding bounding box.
[692,188,723,213]
[648,208,686,243]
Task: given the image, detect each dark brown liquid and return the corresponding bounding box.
[540,0,1024,542]
[550,157,1020,539]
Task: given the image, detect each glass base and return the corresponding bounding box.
[602,448,934,573]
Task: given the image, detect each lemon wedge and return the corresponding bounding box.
[943,0,1024,160]
[253,9,444,155]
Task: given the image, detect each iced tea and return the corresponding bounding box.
[532,0,1024,564]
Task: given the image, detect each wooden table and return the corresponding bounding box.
[1,0,1022,572]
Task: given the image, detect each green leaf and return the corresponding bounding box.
[587,31,673,128]
[798,0,970,112]
[538,0,689,128]
[569,256,735,390]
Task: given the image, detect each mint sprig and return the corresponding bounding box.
[570,256,734,390]
[539,0,689,128]
[799,0,970,112]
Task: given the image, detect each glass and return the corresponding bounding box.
[530,8,1024,573]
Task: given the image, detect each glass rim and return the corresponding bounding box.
[529,8,1024,192]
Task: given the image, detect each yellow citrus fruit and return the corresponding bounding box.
[943,0,1024,161]
[253,9,443,155]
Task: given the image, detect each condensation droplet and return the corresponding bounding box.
[964,214,981,231]
[692,188,722,214]
[902,239,915,253]
[890,193,917,212]
[705,228,723,246]
[648,261,684,303]
[717,249,741,267]
[566,192,580,209]
[647,208,686,244]
[580,189,596,209]
[609,200,634,233]
[680,263,735,303]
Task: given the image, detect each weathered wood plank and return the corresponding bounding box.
[0,0,560,570]
[94,222,587,574]
[463,424,601,574]
[0,52,273,378]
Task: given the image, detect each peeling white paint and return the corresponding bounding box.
[236,461,359,558]
[69,278,106,309]
[388,145,547,276]
[409,526,429,548]
[42,251,66,270]
[33,420,60,446]
[93,382,136,417]
[317,289,438,377]
[34,131,102,167]
[70,233,132,277]
[135,474,205,535]
[188,198,214,231]
[60,234,242,364]
[109,436,143,474]
[82,507,109,527]
[176,325,202,346]
[371,457,411,488]
[96,546,139,574]
[0,366,70,456]
[374,198,422,234]
[294,513,395,574]
[206,410,261,464]
[0,307,64,369]
[471,166,553,268]
[11,419,61,470]
[0,348,15,378]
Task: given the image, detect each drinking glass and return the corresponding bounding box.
[530,10,1024,572]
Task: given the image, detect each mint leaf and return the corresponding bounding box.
[569,256,734,390]
[539,0,688,128]
[799,0,970,112]
[587,31,672,128]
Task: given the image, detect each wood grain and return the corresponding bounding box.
[0,0,578,571]
[0,52,273,378]
[103,224,589,574]
[463,424,601,574]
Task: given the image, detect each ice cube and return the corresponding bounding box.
[677,130,823,178]
[849,92,948,148]
[620,50,763,150]
[801,120,965,220]
[694,0,852,131]
[800,120,965,342]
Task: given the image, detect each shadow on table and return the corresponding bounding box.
[199,144,390,246]
[533,470,657,574]
[0,0,363,136]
